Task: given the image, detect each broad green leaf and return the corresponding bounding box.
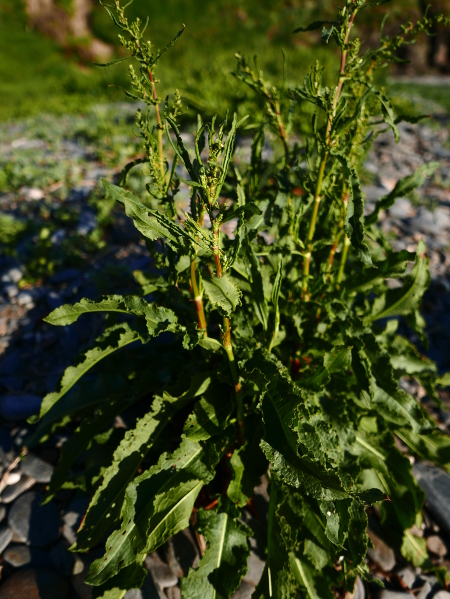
[324,346,352,373]
[437,372,450,387]
[38,323,146,420]
[91,558,147,599]
[202,273,242,317]
[344,250,414,294]
[245,239,269,330]
[368,240,430,322]
[86,436,228,586]
[227,418,267,507]
[366,163,440,225]
[395,428,450,471]
[181,500,251,599]
[74,375,210,552]
[290,553,334,599]
[183,388,233,441]
[401,530,430,568]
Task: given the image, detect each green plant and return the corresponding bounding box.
[29,1,450,598]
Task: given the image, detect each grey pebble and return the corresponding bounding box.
[22,454,54,484]
[426,534,447,557]
[1,268,23,285]
[3,543,51,569]
[8,491,60,546]
[0,394,42,420]
[0,524,13,553]
[417,582,433,599]
[144,553,178,589]
[367,530,396,572]
[0,474,35,503]
[0,568,70,599]
[231,580,255,599]
[396,566,416,589]
[0,504,6,523]
[433,592,450,599]
[413,462,450,537]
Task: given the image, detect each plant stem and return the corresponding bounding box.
[337,234,351,289]
[147,68,165,179]
[223,317,243,434]
[302,5,357,297]
[213,226,222,278]
[190,259,207,336]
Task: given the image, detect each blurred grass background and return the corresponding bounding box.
[0,0,449,122]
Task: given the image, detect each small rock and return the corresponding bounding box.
[4,470,21,486]
[21,187,45,201]
[413,463,450,537]
[0,505,6,522]
[3,544,51,569]
[231,580,255,599]
[379,592,410,599]
[396,566,416,589]
[62,496,90,544]
[50,268,82,284]
[3,284,18,298]
[22,454,54,484]
[8,491,60,546]
[433,592,450,599]
[124,571,166,599]
[0,474,35,503]
[367,529,396,572]
[426,534,447,556]
[50,539,83,576]
[145,553,178,589]
[0,568,70,599]
[165,588,182,599]
[417,581,433,599]
[17,291,35,306]
[0,524,13,553]
[388,198,416,220]
[76,209,98,236]
[1,268,23,285]
[0,394,42,420]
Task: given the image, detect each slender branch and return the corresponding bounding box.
[222,317,244,437]
[302,4,357,298]
[147,68,165,179]
[190,259,207,336]
[337,234,351,289]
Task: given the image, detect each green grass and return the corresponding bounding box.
[1,0,449,123]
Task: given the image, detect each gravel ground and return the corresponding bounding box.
[0,105,449,598]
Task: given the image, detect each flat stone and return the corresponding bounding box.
[163,528,199,577]
[165,588,182,599]
[22,454,54,484]
[0,474,35,503]
[124,571,166,599]
[244,541,265,587]
[0,569,70,599]
[62,496,90,544]
[0,524,12,553]
[367,529,396,572]
[396,566,416,589]
[379,592,410,599]
[145,554,178,589]
[417,581,433,599]
[3,544,51,569]
[1,268,23,285]
[426,534,447,556]
[231,580,255,599]
[413,462,450,537]
[0,394,42,420]
[8,491,60,546]
[433,592,450,599]
[49,539,83,576]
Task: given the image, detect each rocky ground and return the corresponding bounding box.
[0,104,450,598]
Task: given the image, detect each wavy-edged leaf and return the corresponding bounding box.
[102,179,208,252]
[294,20,336,33]
[74,374,211,552]
[368,240,430,322]
[324,346,352,374]
[202,273,242,317]
[94,56,131,68]
[44,295,179,336]
[344,250,414,294]
[181,499,251,599]
[86,435,230,586]
[366,163,440,225]
[183,387,233,442]
[38,323,146,420]
[333,153,372,266]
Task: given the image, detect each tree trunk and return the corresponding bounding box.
[26,0,111,61]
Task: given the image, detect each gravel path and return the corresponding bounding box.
[0,106,449,598]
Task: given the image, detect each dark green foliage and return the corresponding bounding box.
[30,1,450,597]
